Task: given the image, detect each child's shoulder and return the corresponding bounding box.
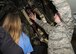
[21,32,30,41]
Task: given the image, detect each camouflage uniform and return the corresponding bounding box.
[34,0,75,54]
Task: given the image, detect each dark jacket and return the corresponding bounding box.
[0,27,24,54]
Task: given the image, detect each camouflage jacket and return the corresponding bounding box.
[35,0,75,54]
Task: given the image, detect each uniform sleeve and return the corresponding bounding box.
[51,0,74,40]
[35,18,54,34]
[48,0,75,54]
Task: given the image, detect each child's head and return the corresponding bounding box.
[2,11,22,43]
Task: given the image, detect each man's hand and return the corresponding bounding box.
[29,12,36,21]
[54,14,61,24]
[29,12,61,24]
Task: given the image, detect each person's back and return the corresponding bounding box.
[0,27,24,54]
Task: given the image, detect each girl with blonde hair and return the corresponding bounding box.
[2,11,33,54]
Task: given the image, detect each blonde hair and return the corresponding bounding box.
[2,12,22,44]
